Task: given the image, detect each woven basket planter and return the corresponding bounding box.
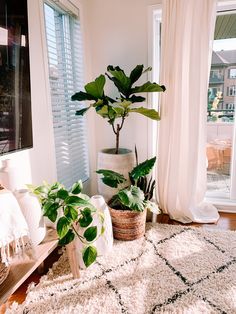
[109,207,146,241]
[0,260,10,285]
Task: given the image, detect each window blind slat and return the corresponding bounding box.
[44,3,89,189]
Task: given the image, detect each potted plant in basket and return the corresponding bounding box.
[71,65,166,199]
[96,156,161,241]
[29,180,104,268]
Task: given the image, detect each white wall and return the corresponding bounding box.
[82,0,161,194]
[0,0,57,189]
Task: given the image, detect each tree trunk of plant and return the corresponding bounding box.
[115,124,120,154]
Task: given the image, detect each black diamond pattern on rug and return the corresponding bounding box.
[96,225,236,314]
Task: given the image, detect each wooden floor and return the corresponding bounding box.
[1,212,236,313]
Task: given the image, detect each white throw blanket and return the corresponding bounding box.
[0,187,33,265]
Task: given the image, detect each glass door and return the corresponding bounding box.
[206,4,236,204]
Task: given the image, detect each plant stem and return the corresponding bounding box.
[115,124,120,154]
[111,123,117,135]
[71,224,84,242]
[115,114,126,154]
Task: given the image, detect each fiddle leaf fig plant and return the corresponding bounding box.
[71,65,166,154]
[96,156,161,214]
[28,181,103,267]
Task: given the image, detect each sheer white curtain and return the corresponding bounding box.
[157,0,219,223]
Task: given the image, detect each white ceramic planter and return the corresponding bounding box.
[97,148,135,201]
[0,159,21,192]
[90,195,113,255]
[14,189,46,246]
[73,195,114,270]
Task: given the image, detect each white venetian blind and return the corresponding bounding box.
[44,2,89,188]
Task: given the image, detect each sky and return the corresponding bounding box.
[213,38,236,51]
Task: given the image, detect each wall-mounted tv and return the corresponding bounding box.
[0,0,32,156]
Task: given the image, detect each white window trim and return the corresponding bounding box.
[147,4,162,159]
[208,1,236,209]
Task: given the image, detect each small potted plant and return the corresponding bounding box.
[29,180,104,269]
[71,65,166,200]
[96,157,161,241]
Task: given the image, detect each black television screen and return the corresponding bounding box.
[0,0,32,155]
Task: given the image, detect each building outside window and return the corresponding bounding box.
[210,69,223,81]
[228,85,236,96]
[229,68,236,78]
[208,51,236,122]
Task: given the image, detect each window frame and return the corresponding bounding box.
[43,1,89,189]
[228,85,236,96]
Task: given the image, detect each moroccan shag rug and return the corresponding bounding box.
[7,223,236,314]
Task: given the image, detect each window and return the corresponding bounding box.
[229,68,236,78]
[228,103,235,110]
[210,69,223,79]
[228,86,236,96]
[44,3,89,188]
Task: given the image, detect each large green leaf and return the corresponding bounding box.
[96,169,126,188]
[82,245,97,267]
[79,208,93,227]
[43,202,59,222]
[96,105,120,122]
[110,103,125,115]
[129,107,160,120]
[130,157,156,181]
[57,189,69,200]
[93,99,106,109]
[106,66,131,96]
[34,185,48,195]
[131,82,166,94]
[129,95,146,103]
[96,105,109,118]
[129,65,144,84]
[58,229,75,246]
[117,100,132,108]
[83,226,97,242]
[71,180,83,194]
[64,206,78,221]
[57,217,71,239]
[108,194,123,209]
[118,186,145,212]
[107,66,131,87]
[65,196,92,208]
[71,91,97,102]
[84,75,105,99]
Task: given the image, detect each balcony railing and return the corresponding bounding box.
[207,109,234,122]
[209,76,224,84]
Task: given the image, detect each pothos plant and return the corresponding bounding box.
[96,157,161,214]
[71,65,166,154]
[28,181,104,267]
